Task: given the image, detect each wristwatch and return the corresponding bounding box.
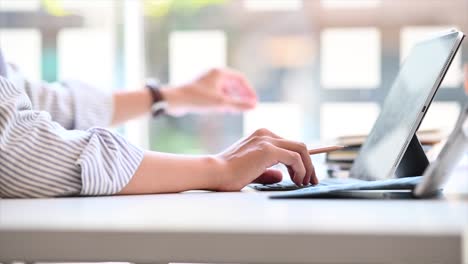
[145,78,168,118]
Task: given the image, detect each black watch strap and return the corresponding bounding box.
[145,79,168,118]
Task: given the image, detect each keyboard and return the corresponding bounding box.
[250,177,366,191]
[250,176,423,199]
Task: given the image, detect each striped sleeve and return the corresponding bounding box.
[6,64,113,130]
[0,77,144,198]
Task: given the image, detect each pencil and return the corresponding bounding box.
[308,145,345,155]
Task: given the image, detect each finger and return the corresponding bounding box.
[221,82,256,110]
[268,138,315,185]
[222,96,256,111]
[224,68,258,100]
[270,145,306,186]
[252,168,283,184]
[249,130,316,185]
[236,77,257,101]
[222,69,257,106]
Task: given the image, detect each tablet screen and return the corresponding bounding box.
[350,31,462,180]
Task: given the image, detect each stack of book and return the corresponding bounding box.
[325,129,444,176]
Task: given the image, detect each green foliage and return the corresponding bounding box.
[41,0,226,17]
[151,125,206,154]
[41,0,70,16]
[143,0,227,17]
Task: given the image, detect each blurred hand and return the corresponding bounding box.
[214,128,317,192]
[161,68,257,116]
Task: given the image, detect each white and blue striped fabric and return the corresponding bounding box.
[0,52,144,198]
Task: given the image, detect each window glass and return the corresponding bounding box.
[58,29,115,90]
[0,0,40,11]
[320,103,380,140]
[321,28,381,89]
[169,31,227,86]
[401,26,462,88]
[419,102,461,134]
[321,0,380,8]
[2,0,464,155]
[0,29,41,81]
[244,103,303,141]
[244,0,302,11]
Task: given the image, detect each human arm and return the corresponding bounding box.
[7,64,113,130]
[7,65,256,129]
[0,77,143,198]
[111,68,257,125]
[0,74,312,198]
[118,128,317,195]
[0,74,314,198]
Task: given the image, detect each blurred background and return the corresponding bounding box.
[1,0,467,155]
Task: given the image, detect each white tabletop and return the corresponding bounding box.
[1,189,467,264]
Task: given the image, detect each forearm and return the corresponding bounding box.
[111,86,180,126]
[111,68,257,125]
[117,151,224,195]
[111,89,152,126]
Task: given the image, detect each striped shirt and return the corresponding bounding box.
[0,62,144,198]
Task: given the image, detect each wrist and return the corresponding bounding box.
[159,85,174,102]
[160,86,186,115]
[199,155,227,191]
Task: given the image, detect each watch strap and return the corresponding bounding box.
[145,79,167,118]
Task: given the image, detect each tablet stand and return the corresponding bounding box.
[395,134,429,178]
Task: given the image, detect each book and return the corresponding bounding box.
[334,129,444,147]
[325,129,444,172]
[326,149,359,162]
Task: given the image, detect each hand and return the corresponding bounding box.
[161,68,257,116]
[214,128,317,192]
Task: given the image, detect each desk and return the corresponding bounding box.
[1,189,467,264]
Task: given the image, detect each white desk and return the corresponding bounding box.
[1,189,467,264]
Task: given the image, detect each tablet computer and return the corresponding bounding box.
[350,29,464,181]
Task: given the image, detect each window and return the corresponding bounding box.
[244,0,302,11]
[0,29,41,81]
[0,0,39,11]
[169,31,227,85]
[419,102,461,134]
[401,26,463,88]
[264,35,314,68]
[58,29,115,90]
[244,103,303,141]
[1,0,466,156]
[321,0,380,9]
[320,103,380,140]
[321,28,381,89]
